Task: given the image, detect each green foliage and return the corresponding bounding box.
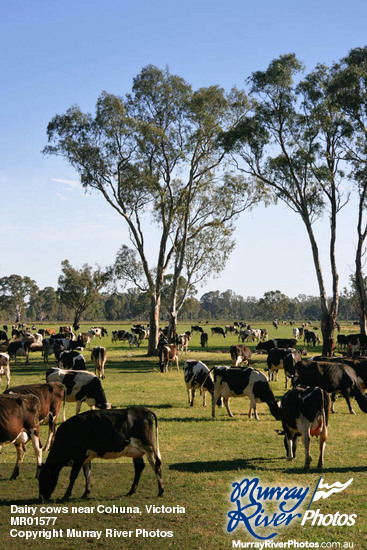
[0,274,38,322]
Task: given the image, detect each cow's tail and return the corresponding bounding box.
[351,381,367,413]
[151,410,161,461]
[200,367,215,394]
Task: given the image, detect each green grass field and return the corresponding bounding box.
[0,321,366,549]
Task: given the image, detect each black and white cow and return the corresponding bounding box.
[211,366,278,420]
[58,350,86,370]
[0,353,10,389]
[266,348,305,385]
[273,385,330,469]
[46,368,111,420]
[39,406,164,500]
[7,340,31,365]
[183,360,214,407]
[112,330,129,343]
[230,345,252,367]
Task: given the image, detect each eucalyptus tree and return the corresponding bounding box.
[220,54,350,355]
[57,260,108,327]
[44,66,255,353]
[0,274,38,323]
[330,47,367,333]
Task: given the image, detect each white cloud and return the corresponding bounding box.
[56,193,67,201]
[51,178,79,188]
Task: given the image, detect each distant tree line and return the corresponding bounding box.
[0,270,362,323]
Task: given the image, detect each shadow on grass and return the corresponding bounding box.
[170,457,279,473]
[282,465,367,475]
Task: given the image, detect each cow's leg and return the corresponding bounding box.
[212,391,220,418]
[44,413,56,453]
[11,442,26,480]
[249,397,259,420]
[202,390,207,407]
[75,400,83,415]
[190,389,195,407]
[144,449,164,497]
[302,430,312,469]
[30,426,43,479]
[62,455,86,500]
[224,397,233,418]
[5,366,10,389]
[187,387,192,405]
[81,461,92,498]
[318,426,327,468]
[331,393,337,413]
[127,456,145,496]
[342,390,356,415]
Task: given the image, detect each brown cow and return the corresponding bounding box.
[4,383,65,452]
[0,394,42,479]
[91,346,107,379]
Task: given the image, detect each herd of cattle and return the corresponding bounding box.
[0,320,367,501]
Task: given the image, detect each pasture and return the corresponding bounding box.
[0,321,366,549]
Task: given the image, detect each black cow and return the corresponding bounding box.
[191,325,204,334]
[211,327,226,338]
[7,340,30,364]
[293,360,367,414]
[274,386,330,469]
[304,330,320,347]
[0,394,42,479]
[183,360,214,407]
[200,332,208,348]
[0,330,8,342]
[230,345,252,367]
[46,368,111,419]
[39,406,164,500]
[337,334,348,352]
[256,339,297,353]
[211,366,278,419]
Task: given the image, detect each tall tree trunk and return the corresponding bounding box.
[148,294,160,356]
[355,246,367,335]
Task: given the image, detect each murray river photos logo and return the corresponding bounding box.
[227,477,356,540]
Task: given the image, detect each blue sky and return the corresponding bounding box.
[1,0,366,298]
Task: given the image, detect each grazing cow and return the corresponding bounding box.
[46,368,111,419]
[292,360,367,414]
[90,327,108,339]
[112,330,129,343]
[273,320,278,330]
[274,385,330,469]
[131,326,146,343]
[0,330,8,342]
[91,346,107,379]
[2,325,8,333]
[200,332,208,348]
[58,350,86,370]
[239,329,252,342]
[7,340,30,365]
[78,332,92,348]
[304,330,320,347]
[251,329,262,342]
[211,327,226,338]
[256,338,297,353]
[211,366,278,419]
[43,336,84,363]
[346,333,367,355]
[230,345,252,367]
[337,334,348,352]
[0,353,10,389]
[225,325,238,335]
[183,360,214,407]
[4,382,65,453]
[0,394,42,479]
[191,325,204,334]
[293,328,300,340]
[127,333,139,348]
[260,328,269,341]
[38,406,164,501]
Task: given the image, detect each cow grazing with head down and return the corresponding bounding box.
[211,327,226,338]
[256,339,297,353]
[91,346,107,379]
[183,360,214,407]
[266,348,305,385]
[0,353,10,389]
[4,382,65,453]
[46,368,111,420]
[211,366,278,420]
[0,394,43,480]
[39,406,164,501]
[272,385,330,469]
[230,345,252,367]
